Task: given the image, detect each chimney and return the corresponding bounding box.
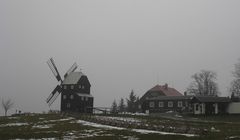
[184,92,187,96]
[164,83,168,90]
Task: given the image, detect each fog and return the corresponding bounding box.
[1,0,240,115]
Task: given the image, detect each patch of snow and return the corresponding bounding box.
[59,117,74,121]
[32,124,53,129]
[132,129,197,137]
[84,129,95,133]
[77,120,124,130]
[13,138,56,140]
[63,135,79,139]
[8,117,19,119]
[42,117,74,123]
[227,136,240,139]
[210,127,220,132]
[175,114,183,118]
[0,123,28,127]
[77,119,197,137]
[166,111,174,113]
[99,116,141,123]
[122,136,139,140]
[40,138,56,140]
[120,112,149,116]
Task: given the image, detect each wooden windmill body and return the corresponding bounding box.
[46,58,93,113]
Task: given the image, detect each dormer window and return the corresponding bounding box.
[82,85,85,89]
[71,85,74,89]
[79,85,82,89]
[70,95,74,99]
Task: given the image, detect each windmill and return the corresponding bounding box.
[46,58,93,113]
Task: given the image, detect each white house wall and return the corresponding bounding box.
[227,103,240,114]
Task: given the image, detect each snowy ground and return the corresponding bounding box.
[1,113,240,140]
[76,119,197,137]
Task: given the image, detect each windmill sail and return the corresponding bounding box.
[64,62,78,78]
[46,85,62,106]
[47,58,62,82]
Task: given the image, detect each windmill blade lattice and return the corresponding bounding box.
[47,58,62,82]
[46,85,62,106]
[64,62,78,78]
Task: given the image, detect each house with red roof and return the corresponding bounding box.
[139,84,193,113]
[139,84,240,115]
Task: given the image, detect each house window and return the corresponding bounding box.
[168,101,173,107]
[67,103,70,108]
[63,95,67,100]
[71,85,74,89]
[195,104,199,111]
[79,85,82,89]
[85,97,88,101]
[64,85,67,90]
[149,101,155,108]
[70,95,74,99]
[185,101,188,107]
[81,96,84,101]
[159,102,164,107]
[82,85,85,89]
[178,101,183,107]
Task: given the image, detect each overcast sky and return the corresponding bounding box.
[1,0,240,115]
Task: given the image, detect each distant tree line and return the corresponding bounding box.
[111,90,140,114]
[230,58,240,96]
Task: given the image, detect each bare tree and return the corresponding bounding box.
[2,98,14,116]
[187,70,219,96]
[233,58,240,79]
[230,79,240,96]
[230,58,240,96]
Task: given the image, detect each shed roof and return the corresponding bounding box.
[62,72,84,85]
[192,96,231,103]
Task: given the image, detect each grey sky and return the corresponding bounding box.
[1,0,240,115]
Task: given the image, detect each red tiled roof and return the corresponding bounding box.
[148,84,183,96]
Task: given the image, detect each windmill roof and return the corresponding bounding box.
[62,72,84,85]
[148,84,183,96]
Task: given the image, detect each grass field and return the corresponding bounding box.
[0,113,240,140]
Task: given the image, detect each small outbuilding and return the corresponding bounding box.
[191,96,231,115]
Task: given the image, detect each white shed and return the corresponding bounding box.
[227,102,240,114]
